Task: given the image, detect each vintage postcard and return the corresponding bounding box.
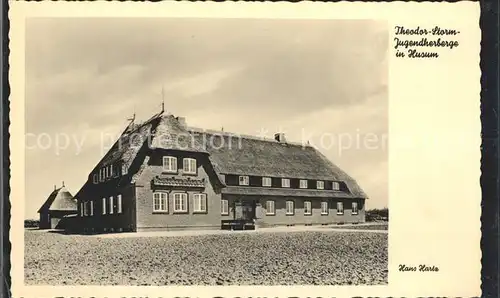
[8,1,480,298]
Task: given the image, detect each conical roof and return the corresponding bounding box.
[37,186,77,213]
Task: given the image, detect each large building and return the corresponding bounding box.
[73,111,367,233]
[38,183,77,229]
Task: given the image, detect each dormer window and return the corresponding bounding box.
[99,168,105,182]
[281,178,290,188]
[262,177,272,187]
[317,181,325,190]
[299,179,308,189]
[112,164,118,177]
[333,182,340,191]
[183,158,197,174]
[92,174,98,184]
[163,156,178,173]
[239,175,249,186]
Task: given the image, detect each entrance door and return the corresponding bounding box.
[234,199,256,220]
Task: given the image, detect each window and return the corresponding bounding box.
[281,178,290,188]
[99,169,104,182]
[83,202,88,217]
[286,200,295,215]
[117,194,122,214]
[239,175,249,186]
[90,201,94,216]
[299,179,308,189]
[93,174,98,184]
[193,194,207,213]
[352,202,358,215]
[109,196,114,214]
[266,200,275,215]
[333,182,340,190]
[337,202,344,215]
[317,181,325,190]
[221,199,229,215]
[80,202,84,217]
[163,156,177,172]
[102,198,106,215]
[304,201,312,215]
[173,193,188,213]
[106,166,110,178]
[110,164,114,177]
[113,164,119,177]
[262,177,272,187]
[321,201,329,215]
[153,192,168,212]
[183,158,197,174]
[122,165,128,175]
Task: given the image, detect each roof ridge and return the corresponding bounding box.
[187,126,312,148]
[125,113,162,135]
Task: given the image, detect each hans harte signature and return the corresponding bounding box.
[393,25,460,59]
[399,264,440,272]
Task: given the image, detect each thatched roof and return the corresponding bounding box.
[37,186,77,213]
[150,116,208,153]
[76,113,367,200]
[93,113,207,172]
[189,130,367,198]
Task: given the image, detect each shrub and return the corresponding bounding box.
[24,219,40,228]
[366,208,389,222]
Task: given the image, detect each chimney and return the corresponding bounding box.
[274,133,286,143]
[176,116,187,129]
[62,181,65,187]
[54,184,56,191]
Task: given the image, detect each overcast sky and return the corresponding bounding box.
[25,18,388,219]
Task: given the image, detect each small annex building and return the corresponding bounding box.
[37,183,77,229]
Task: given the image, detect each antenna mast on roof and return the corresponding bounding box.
[161,86,165,114]
[127,106,136,124]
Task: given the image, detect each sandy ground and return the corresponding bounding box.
[91,224,388,239]
[25,227,388,285]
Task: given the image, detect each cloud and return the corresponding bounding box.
[162,66,245,98]
[24,18,388,218]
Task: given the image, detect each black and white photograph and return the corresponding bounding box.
[5,1,484,297]
[23,17,389,286]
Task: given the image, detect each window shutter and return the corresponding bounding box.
[109,196,114,214]
[117,195,122,213]
[221,199,229,215]
[172,157,177,171]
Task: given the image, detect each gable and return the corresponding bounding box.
[74,114,214,201]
